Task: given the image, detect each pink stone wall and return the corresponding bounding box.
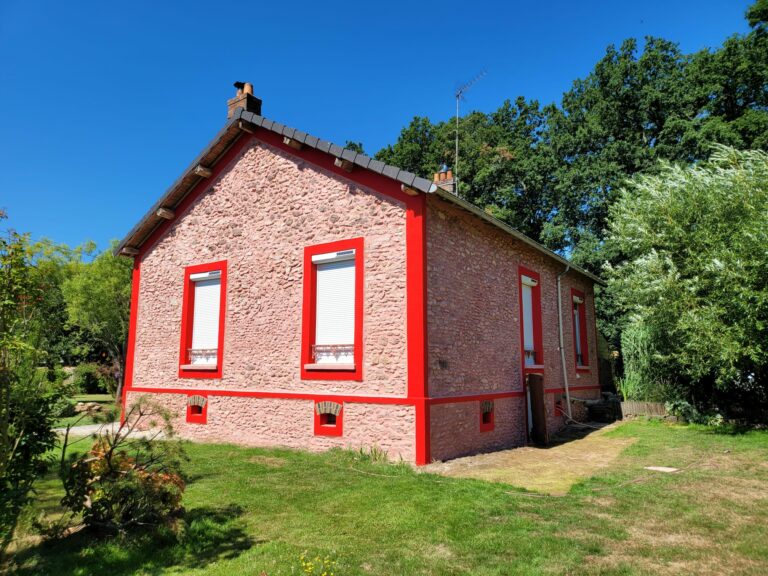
[133,136,408,397]
[430,397,527,461]
[126,391,416,462]
[129,136,414,460]
[426,195,601,460]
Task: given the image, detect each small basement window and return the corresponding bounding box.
[186,394,208,424]
[480,400,495,432]
[314,400,343,436]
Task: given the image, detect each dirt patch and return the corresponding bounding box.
[424,423,635,495]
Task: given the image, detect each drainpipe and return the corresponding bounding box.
[557,264,573,418]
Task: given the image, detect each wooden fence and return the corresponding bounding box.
[620,401,668,418]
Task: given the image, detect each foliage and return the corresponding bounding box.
[59,401,187,535]
[376,3,768,272]
[62,242,132,401]
[71,362,111,395]
[0,213,64,560]
[605,146,768,419]
[616,321,673,402]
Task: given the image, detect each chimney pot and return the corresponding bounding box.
[433,172,440,183]
[244,82,254,95]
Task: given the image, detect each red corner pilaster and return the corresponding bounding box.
[407,194,430,465]
[121,258,141,423]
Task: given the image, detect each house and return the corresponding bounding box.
[116,82,604,465]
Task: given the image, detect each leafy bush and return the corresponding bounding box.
[60,401,187,535]
[71,362,110,394]
[606,147,768,420]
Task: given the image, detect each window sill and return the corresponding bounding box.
[524,365,545,371]
[180,364,218,371]
[304,363,356,371]
[576,366,591,372]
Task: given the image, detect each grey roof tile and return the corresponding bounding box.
[304,135,319,148]
[329,144,344,157]
[341,148,357,162]
[367,159,386,174]
[316,139,332,153]
[382,165,400,179]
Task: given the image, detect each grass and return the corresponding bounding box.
[54,394,117,428]
[9,420,768,575]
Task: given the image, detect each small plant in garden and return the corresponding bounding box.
[299,551,338,576]
[58,400,188,535]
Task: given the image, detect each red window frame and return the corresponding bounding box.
[571,288,590,370]
[301,238,364,381]
[178,260,228,379]
[314,401,344,436]
[518,265,544,370]
[479,402,495,433]
[186,395,208,424]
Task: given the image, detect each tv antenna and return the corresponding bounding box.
[454,70,486,193]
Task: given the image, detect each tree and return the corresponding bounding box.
[62,243,132,402]
[604,147,768,419]
[0,213,60,560]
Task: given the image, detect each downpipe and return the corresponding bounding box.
[557,264,573,418]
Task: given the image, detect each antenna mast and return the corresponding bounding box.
[454,70,486,194]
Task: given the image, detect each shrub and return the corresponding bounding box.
[60,401,187,534]
[71,362,109,394]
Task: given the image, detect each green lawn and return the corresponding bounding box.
[54,394,118,428]
[10,420,768,575]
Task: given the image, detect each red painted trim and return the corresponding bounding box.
[428,390,526,405]
[127,385,414,405]
[408,195,430,465]
[121,259,141,424]
[133,129,431,463]
[314,401,344,436]
[479,402,495,432]
[178,260,228,379]
[518,264,544,413]
[301,238,364,381]
[186,394,208,424]
[571,288,589,368]
[544,385,601,394]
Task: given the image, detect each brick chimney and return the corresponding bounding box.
[227,81,262,119]
[432,164,455,194]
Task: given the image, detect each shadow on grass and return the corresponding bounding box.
[11,504,260,576]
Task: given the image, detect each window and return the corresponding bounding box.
[314,400,343,436]
[571,289,589,369]
[301,238,364,381]
[186,394,208,424]
[480,400,495,432]
[179,261,227,378]
[519,267,543,367]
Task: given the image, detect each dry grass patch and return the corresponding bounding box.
[425,423,635,495]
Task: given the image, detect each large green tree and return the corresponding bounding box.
[604,147,768,418]
[376,2,768,271]
[62,244,132,402]
[0,213,60,560]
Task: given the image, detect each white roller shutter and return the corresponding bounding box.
[190,277,221,365]
[314,257,355,364]
[521,275,537,365]
[573,302,583,363]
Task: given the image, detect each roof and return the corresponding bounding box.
[115,106,603,286]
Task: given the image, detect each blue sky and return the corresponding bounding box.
[0,0,752,251]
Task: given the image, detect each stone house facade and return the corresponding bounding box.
[116,83,603,464]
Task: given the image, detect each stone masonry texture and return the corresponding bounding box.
[128,136,414,460]
[426,195,600,461]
